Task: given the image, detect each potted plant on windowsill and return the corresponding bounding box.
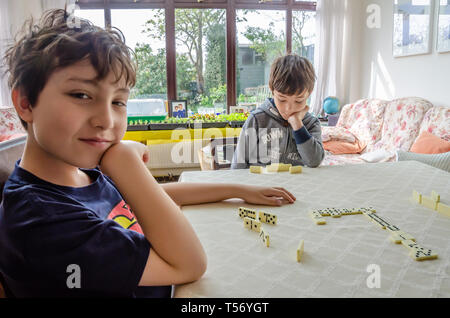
[227,112,249,128]
[189,113,228,129]
[127,116,166,131]
[148,117,190,130]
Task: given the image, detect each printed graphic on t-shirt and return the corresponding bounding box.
[107,200,144,234]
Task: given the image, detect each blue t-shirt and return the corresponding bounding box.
[0,160,173,298]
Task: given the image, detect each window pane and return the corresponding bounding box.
[111,9,167,115]
[236,10,286,107]
[175,9,226,115]
[292,10,316,64]
[74,9,105,27]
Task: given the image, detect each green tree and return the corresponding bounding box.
[131,44,167,98]
[143,9,226,95]
[204,23,226,94]
[242,23,285,63]
[292,11,315,58]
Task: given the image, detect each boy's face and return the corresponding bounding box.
[272,89,309,121]
[27,59,130,169]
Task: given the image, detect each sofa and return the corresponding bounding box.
[320,97,450,169]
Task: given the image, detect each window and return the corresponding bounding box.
[292,10,316,64]
[111,9,167,101]
[74,9,105,27]
[77,1,317,112]
[236,10,286,106]
[175,8,226,115]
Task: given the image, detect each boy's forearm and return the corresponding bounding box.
[162,183,244,206]
[101,150,206,272]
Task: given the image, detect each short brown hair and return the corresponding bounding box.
[268,54,316,96]
[3,9,136,129]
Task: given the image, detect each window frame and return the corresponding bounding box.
[77,0,316,111]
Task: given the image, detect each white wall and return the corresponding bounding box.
[360,0,450,107]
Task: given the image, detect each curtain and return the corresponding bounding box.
[0,0,71,107]
[310,0,362,116]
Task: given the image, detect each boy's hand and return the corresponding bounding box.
[238,185,296,206]
[287,105,309,130]
[99,140,149,175]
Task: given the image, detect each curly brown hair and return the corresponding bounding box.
[268,54,316,96]
[3,9,136,129]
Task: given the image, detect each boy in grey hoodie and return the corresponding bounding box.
[231,54,324,169]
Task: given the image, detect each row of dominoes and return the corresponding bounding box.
[238,207,277,225]
[412,190,450,217]
[250,163,302,174]
[360,210,438,261]
[239,207,278,248]
[308,207,376,225]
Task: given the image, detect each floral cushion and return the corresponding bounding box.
[336,99,388,152]
[416,106,450,142]
[0,106,26,142]
[372,97,433,152]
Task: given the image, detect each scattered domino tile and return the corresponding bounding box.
[278,163,291,171]
[359,207,376,214]
[238,207,257,219]
[289,166,302,174]
[431,190,440,203]
[339,208,362,215]
[401,240,438,261]
[250,166,263,174]
[327,208,342,218]
[421,195,438,211]
[412,190,422,204]
[258,211,277,225]
[266,163,291,172]
[389,231,416,244]
[266,165,278,173]
[243,217,261,232]
[296,240,304,262]
[401,239,418,250]
[309,211,326,225]
[259,227,270,247]
[363,212,391,229]
[437,202,450,217]
[317,209,330,217]
[410,247,438,261]
[385,223,401,232]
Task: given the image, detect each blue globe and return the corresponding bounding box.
[323,97,339,115]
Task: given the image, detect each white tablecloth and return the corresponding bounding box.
[175,161,450,298]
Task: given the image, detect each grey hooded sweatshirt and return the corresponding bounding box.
[231,98,324,169]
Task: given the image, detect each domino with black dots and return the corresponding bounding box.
[401,240,438,261]
[258,211,277,225]
[238,207,257,219]
[243,217,261,232]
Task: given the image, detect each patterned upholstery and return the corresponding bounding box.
[0,106,26,142]
[337,98,388,152]
[416,106,450,142]
[372,97,433,152]
[321,97,445,167]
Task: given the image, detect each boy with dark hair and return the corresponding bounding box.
[0,9,296,297]
[231,54,324,169]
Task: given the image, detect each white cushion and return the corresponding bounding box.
[360,149,395,163]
